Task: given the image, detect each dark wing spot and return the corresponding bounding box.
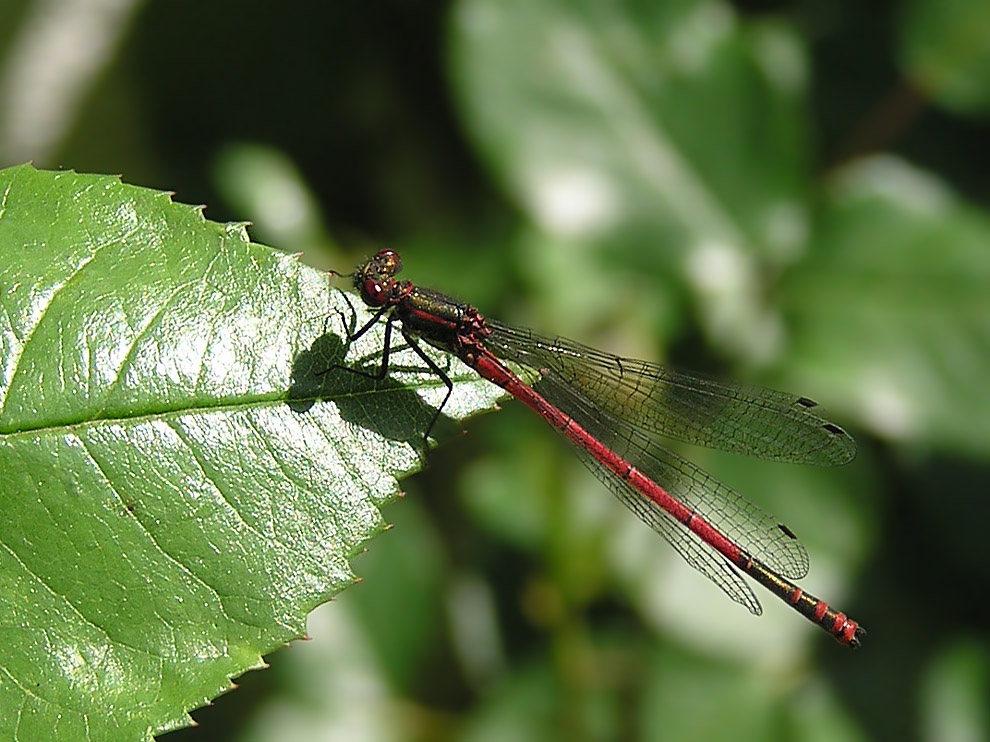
[778,523,798,539]
[796,396,818,408]
[823,422,846,436]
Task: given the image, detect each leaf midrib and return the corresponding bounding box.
[0,367,483,439]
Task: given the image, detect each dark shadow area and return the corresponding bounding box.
[287,328,458,450]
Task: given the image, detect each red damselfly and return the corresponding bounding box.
[332,249,863,647]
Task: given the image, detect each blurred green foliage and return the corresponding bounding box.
[1,0,989,740]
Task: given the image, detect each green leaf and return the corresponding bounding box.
[639,644,863,741]
[780,157,990,458]
[449,0,814,364]
[0,164,500,741]
[899,0,990,115]
[920,639,990,740]
[450,0,809,257]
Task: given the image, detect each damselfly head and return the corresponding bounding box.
[354,249,405,308]
[358,249,401,280]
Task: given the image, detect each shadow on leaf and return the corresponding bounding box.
[287,330,454,449]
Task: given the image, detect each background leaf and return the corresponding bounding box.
[782,156,990,458]
[899,0,990,114]
[450,0,811,362]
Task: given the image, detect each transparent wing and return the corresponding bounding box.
[510,348,811,607]
[487,321,856,466]
[567,436,765,614]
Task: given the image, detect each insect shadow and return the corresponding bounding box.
[287,317,456,450]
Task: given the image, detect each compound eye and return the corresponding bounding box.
[362,278,389,306]
[378,249,402,274]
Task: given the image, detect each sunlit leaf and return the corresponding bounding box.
[0,164,500,741]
